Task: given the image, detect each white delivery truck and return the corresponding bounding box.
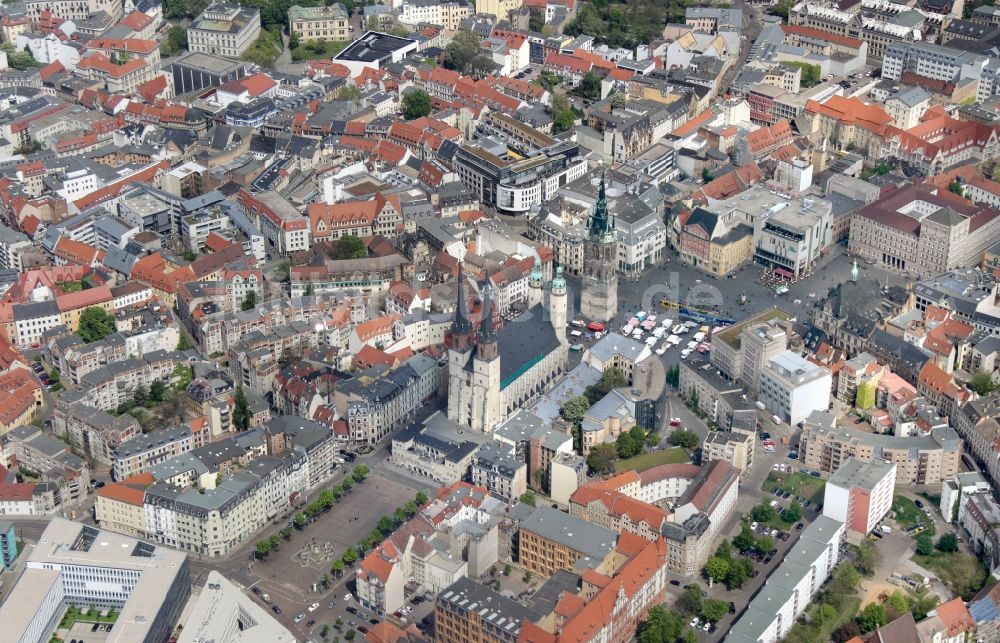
[693,331,706,343]
[680,348,692,359]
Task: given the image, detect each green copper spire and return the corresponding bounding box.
[588,169,613,239]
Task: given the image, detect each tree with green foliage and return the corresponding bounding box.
[564,0,674,50]
[553,110,576,134]
[937,533,959,553]
[886,590,908,616]
[678,583,703,615]
[704,556,730,586]
[377,516,395,535]
[416,490,428,505]
[859,602,888,633]
[342,477,353,492]
[751,503,776,523]
[0,43,41,71]
[587,443,617,474]
[331,559,345,575]
[666,364,680,387]
[639,605,684,643]
[342,548,358,564]
[726,560,749,589]
[616,432,640,458]
[163,25,188,54]
[520,491,536,506]
[575,72,602,100]
[669,429,699,450]
[149,379,167,403]
[769,0,796,19]
[857,541,882,577]
[177,334,193,350]
[444,30,492,75]
[701,167,713,183]
[733,523,755,553]
[288,31,300,50]
[402,89,432,119]
[78,307,116,343]
[329,234,368,260]
[133,383,148,407]
[756,535,774,553]
[352,464,369,481]
[241,290,258,311]
[971,370,999,395]
[646,432,660,447]
[782,501,802,524]
[339,83,361,101]
[948,181,965,197]
[782,61,821,87]
[233,384,251,431]
[255,539,272,558]
[701,599,728,624]
[916,532,934,556]
[561,395,591,424]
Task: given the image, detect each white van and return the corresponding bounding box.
[645,336,657,346]
[771,414,782,425]
[680,348,692,359]
[686,341,698,350]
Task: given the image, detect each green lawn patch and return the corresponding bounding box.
[242,27,283,66]
[913,552,988,600]
[616,447,690,472]
[891,495,935,538]
[291,39,350,61]
[762,472,826,503]
[59,605,118,630]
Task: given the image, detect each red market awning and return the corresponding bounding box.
[775,267,794,278]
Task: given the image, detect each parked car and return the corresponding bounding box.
[346,607,357,614]
[914,499,924,509]
[307,620,315,627]
[272,605,282,614]
[309,603,319,612]
[294,613,305,623]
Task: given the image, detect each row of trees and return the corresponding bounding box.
[336,490,430,571]
[256,465,372,558]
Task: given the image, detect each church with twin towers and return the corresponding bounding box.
[446,262,568,434]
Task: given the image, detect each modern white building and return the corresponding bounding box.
[941,471,991,523]
[822,457,896,536]
[753,200,832,281]
[759,350,832,426]
[178,571,295,643]
[727,515,845,643]
[0,518,190,643]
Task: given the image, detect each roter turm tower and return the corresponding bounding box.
[580,169,618,322]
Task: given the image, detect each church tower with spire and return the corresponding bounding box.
[447,266,474,425]
[580,169,619,322]
[469,283,502,432]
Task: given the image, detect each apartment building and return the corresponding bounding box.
[399,0,472,30]
[112,426,194,480]
[518,506,617,578]
[799,411,963,484]
[822,457,896,536]
[6,425,89,505]
[959,488,1000,575]
[95,419,336,557]
[52,400,141,466]
[435,576,541,643]
[288,4,350,42]
[188,3,261,58]
[759,351,832,426]
[702,430,755,475]
[356,482,500,617]
[727,515,845,643]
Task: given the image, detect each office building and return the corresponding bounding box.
[822,457,896,536]
[759,351,832,426]
[169,52,246,95]
[179,571,295,643]
[0,520,17,569]
[0,518,189,643]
